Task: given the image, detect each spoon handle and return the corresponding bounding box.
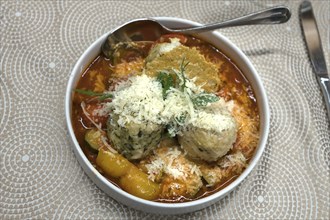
[171,6,291,34]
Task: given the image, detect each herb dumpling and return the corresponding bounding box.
[106,75,166,160]
[178,100,238,162]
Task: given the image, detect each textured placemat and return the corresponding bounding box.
[1,0,329,219]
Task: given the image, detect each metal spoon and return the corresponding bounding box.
[102,5,291,58]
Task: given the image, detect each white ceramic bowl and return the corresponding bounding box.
[65,17,269,215]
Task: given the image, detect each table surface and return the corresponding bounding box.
[1,0,329,219]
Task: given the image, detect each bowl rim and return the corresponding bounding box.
[65,16,269,214]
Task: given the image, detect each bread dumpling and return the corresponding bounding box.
[106,75,166,160]
[107,115,164,160]
[178,101,238,162]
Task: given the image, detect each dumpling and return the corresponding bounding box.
[107,115,164,160]
[106,74,166,160]
[178,100,238,162]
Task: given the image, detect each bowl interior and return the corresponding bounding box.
[65,17,269,215]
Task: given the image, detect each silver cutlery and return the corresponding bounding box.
[300,0,330,120]
[102,6,291,59]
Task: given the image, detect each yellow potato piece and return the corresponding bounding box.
[120,166,161,200]
[96,149,132,178]
[96,149,160,200]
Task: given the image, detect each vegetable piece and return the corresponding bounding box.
[191,93,220,107]
[174,59,190,91]
[85,129,103,151]
[96,149,161,200]
[96,149,132,178]
[156,71,174,98]
[75,89,103,96]
[119,166,161,200]
[102,41,148,65]
[74,89,112,100]
[99,93,113,101]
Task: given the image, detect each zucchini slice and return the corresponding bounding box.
[85,129,102,151]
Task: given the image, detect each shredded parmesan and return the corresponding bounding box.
[190,110,235,132]
[145,157,164,181]
[92,103,110,117]
[165,147,182,158]
[106,74,166,127]
[220,151,247,168]
[144,146,203,181]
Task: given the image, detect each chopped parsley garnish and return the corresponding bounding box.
[191,93,220,107]
[156,59,220,137]
[156,71,175,99]
[175,58,190,91]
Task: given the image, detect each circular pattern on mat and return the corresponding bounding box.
[52,182,129,219]
[264,13,306,56]
[1,41,72,100]
[0,1,55,47]
[306,133,330,166]
[255,54,311,151]
[234,157,316,219]
[180,0,254,23]
[180,0,275,49]
[286,54,330,173]
[55,0,77,13]
[60,2,125,60]
[59,1,176,60]
[0,78,11,135]
[0,100,79,219]
[313,1,330,31]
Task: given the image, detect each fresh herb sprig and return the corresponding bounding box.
[175,58,190,91]
[157,59,220,137]
[191,93,219,107]
[156,71,175,99]
[156,58,220,108]
[74,89,112,101]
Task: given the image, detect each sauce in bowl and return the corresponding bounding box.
[71,33,259,202]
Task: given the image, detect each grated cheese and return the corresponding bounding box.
[92,103,111,117]
[104,59,237,162]
[106,71,225,133]
[190,110,235,132]
[145,157,164,181]
[161,87,192,121]
[165,165,185,179]
[144,146,203,181]
[225,151,247,167]
[106,74,166,127]
[165,146,182,158]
